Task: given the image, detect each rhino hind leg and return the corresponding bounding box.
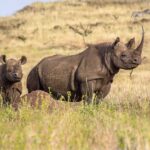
[27,66,42,93]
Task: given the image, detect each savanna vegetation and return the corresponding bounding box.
[0,0,150,149]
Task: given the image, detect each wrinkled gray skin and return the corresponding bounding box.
[27,27,144,104]
[0,55,27,109]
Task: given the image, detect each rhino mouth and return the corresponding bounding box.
[127,63,138,69]
[13,77,22,81]
[121,62,139,70]
[7,75,22,82]
[9,78,21,82]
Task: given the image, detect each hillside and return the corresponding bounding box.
[0,0,150,149]
[0,1,149,50]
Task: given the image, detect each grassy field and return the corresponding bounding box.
[0,0,150,149]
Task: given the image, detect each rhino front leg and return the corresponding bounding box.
[80,80,96,105]
[96,83,111,104]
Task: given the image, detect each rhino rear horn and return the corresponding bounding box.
[134,26,144,55]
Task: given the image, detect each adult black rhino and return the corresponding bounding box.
[27,27,144,104]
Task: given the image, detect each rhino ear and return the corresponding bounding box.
[20,56,27,65]
[0,55,6,64]
[112,37,120,48]
[126,37,135,49]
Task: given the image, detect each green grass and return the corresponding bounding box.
[0,99,150,150]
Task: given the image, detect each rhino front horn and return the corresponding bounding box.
[135,26,144,55]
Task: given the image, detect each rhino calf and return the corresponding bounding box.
[27,27,144,104]
[0,55,27,109]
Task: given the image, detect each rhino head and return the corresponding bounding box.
[111,26,144,70]
[0,55,27,82]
